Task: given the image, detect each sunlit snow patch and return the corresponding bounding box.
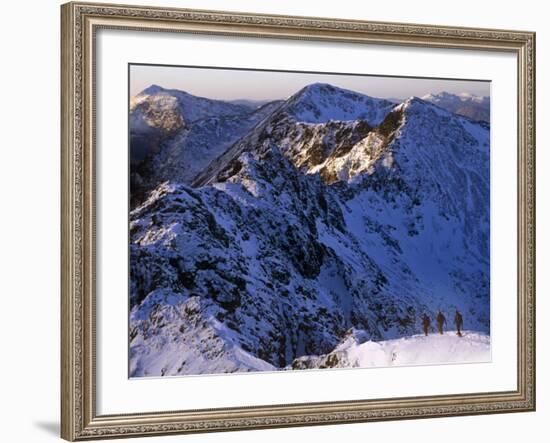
[290,330,490,370]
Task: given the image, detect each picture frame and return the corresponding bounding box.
[61,1,536,440]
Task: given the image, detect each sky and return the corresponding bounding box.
[130,64,490,101]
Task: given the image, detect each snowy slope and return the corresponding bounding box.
[130,158,369,376]
[130,292,276,377]
[193,85,394,187]
[129,84,490,377]
[333,98,491,323]
[291,329,490,370]
[129,84,283,205]
[130,84,251,126]
[285,83,395,124]
[130,85,250,165]
[142,101,282,187]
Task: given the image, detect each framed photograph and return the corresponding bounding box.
[61,1,536,440]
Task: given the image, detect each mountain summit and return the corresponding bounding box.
[284,82,395,124]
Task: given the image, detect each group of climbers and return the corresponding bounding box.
[421,310,464,337]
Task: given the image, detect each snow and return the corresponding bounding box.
[148,100,283,185]
[131,85,251,122]
[344,331,490,367]
[307,130,389,182]
[130,292,278,377]
[290,330,490,370]
[128,82,491,377]
[129,86,284,204]
[285,83,395,125]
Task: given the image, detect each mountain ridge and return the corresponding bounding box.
[129,82,490,376]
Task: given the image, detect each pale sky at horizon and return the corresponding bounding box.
[130,64,490,101]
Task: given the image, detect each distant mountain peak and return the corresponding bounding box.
[283,82,395,125]
[295,82,378,101]
[403,96,427,106]
[297,82,343,95]
[421,91,490,122]
[423,91,488,101]
[141,84,167,95]
[401,96,445,112]
[423,91,454,99]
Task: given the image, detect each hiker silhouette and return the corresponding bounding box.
[436,311,446,334]
[421,314,431,336]
[454,310,464,337]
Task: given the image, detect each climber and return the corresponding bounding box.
[454,310,464,337]
[421,313,431,336]
[436,310,446,334]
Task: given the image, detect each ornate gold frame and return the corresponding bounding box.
[61,2,536,440]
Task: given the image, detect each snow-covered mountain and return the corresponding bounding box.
[137,101,282,195]
[284,83,395,124]
[129,83,490,377]
[130,85,282,205]
[130,84,250,164]
[193,84,394,187]
[422,91,490,122]
[130,84,251,126]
